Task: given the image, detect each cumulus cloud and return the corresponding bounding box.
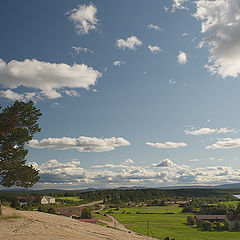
[30,158,240,189]
[28,136,130,152]
[182,32,189,37]
[116,36,142,50]
[151,159,176,167]
[172,0,189,12]
[124,158,134,164]
[193,0,240,78]
[148,45,162,53]
[147,24,163,31]
[185,127,236,135]
[206,138,240,149]
[0,58,101,101]
[0,89,41,102]
[113,60,125,66]
[69,4,98,35]
[189,159,200,162]
[65,90,80,97]
[177,51,188,64]
[146,141,187,149]
[72,46,94,54]
[169,79,176,85]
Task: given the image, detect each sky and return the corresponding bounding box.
[1,0,240,189]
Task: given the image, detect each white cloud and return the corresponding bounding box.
[148,45,162,53]
[116,36,142,50]
[0,58,101,101]
[65,90,80,97]
[185,127,236,135]
[0,89,41,102]
[72,46,94,54]
[206,138,240,149]
[124,158,134,164]
[147,24,163,31]
[172,0,189,12]
[189,158,200,162]
[29,136,130,152]
[69,4,98,35]
[113,60,125,66]
[177,51,188,64]
[193,0,240,78]
[182,32,189,37]
[30,158,240,189]
[146,141,187,149]
[151,159,176,167]
[169,79,177,85]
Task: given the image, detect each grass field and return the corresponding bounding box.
[56,197,82,202]
[101,205,240,240]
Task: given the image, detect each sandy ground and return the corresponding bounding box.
[0,206,155,240]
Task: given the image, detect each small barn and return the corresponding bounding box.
[195,215,227,222]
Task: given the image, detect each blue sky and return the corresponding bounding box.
[1,0,240,189]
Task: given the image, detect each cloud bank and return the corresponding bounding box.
[29,136,131,152]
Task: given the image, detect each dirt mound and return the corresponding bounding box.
[0,206,154,240]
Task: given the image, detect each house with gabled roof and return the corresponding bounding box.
[40,196,55,205]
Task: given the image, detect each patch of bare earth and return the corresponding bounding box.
[0,207,155,240]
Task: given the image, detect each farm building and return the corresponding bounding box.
[195,215,227,222]
[41,196,56,205]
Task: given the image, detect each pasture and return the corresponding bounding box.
[101,205,240,240]
[55,196,82,202]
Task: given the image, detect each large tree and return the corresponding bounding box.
[0,101,42,188]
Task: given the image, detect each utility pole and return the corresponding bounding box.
[147,221,149,237]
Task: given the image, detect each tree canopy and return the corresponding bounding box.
[0,101,42,188]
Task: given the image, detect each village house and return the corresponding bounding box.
[40,196,56,205]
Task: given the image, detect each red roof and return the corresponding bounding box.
[77,219,98,223]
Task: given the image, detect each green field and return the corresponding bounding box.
[56,196,82,202]
[101,206,240,240]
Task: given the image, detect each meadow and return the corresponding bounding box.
[55,196,82,202]
[101,204,240,240]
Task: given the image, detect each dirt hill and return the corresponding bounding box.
[0,206,154,240]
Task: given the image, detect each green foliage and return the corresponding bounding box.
[81,208,92,219]
[182,205,194,213]
[234,221,240,231]
[0,101,41,188]
[10,197,20,209]
[200,204,227,215]
[216,221,221,231]
[187,216,196,225]
[202,221,213,231]
[47,207,55,214]
[196,219,203,229]
[224,220,231,231]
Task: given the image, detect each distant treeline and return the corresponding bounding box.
[1,188,239,204]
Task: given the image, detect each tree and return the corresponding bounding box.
[0,101,41,216]
[224,220,231,231]
[202,221,213,231]
[234,221,240,231]
[187,216,196,225]
[81,208,92,219]
[10,197,20,209]
[0,101,41,188]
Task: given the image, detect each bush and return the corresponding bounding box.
[202,221,213,231]
[216,221,221,231]
[10,197,20,209]
[234,221,240,231]
[48,207,55,214]
[187,216,196,225]
[224,220,231,231]
[196,219,203,228]
[81,208,91,219]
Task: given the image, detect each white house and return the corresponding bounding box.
[41,196,55,205]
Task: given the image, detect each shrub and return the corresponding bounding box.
[10,197,20,209]
[48,207,55,214]
[224,220,231,231]
[187,216,196,225]
[202,221,213,231]
[81,208,91,219]
[234,221,240,231]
